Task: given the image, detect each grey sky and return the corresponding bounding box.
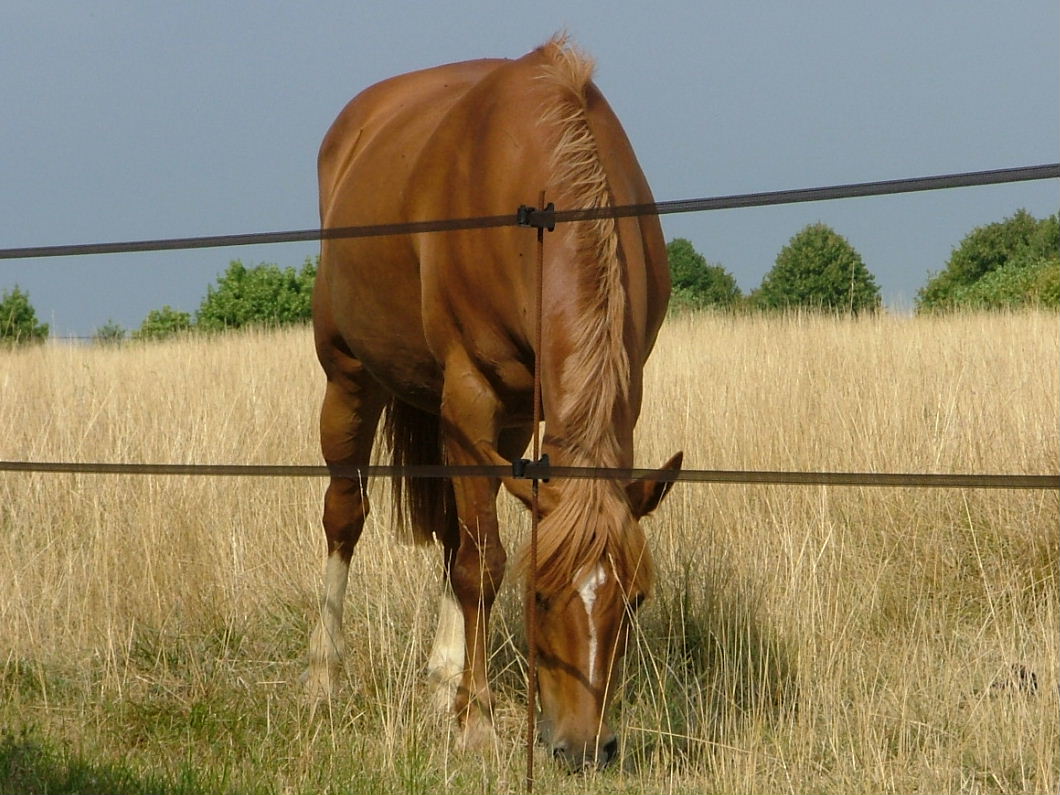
[2,1,1057,336]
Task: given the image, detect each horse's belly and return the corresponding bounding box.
[323,253,440,409]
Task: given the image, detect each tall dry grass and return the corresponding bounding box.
[0,312,1056,793]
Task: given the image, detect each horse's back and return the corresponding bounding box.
[318,59,505,224]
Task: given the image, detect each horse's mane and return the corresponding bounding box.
[525,35,654,599]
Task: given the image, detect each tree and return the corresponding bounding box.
[0,286,49,345]
[936,252,1058,310]
[666,238,742,311]
[918,209,1059,311]
[196,257,317,332]
[133,306,192,341]
[93,319,126,345]
[751,223,880,313]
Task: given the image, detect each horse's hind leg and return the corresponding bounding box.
[304,352,385,705]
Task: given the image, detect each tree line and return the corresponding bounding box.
[2,209,1056,345]
[668,209,1058,314]
[1,258,318,345]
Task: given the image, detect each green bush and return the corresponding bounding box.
[943,254,1059,310]
[751,223,880,313]
[133,306,192,341]
[195,258,317,332]
[666,238,742,312]
[1034,257,1060,306]
[0,286,49,345]
[93,319,127,345]
[918,209,1058,311]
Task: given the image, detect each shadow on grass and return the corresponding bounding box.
[0,726,242,795]
[620,552,799,773]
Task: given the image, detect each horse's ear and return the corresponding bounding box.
[627,451,683,519]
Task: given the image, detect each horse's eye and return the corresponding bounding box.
[534,593,549,611]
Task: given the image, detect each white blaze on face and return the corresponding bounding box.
[576,564,608,687]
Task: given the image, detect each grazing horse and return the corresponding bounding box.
[305,35,682,770]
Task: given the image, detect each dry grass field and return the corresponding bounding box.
[1,310,1057,794]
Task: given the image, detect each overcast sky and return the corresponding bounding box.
[2,1,1057,336]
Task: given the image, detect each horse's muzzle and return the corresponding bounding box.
[551,734,619,771]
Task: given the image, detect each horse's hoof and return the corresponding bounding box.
[459,713,499,751]
[302,666,339,708]
[427,666,461,714]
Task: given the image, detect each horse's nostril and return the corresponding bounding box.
[552,743,567,760]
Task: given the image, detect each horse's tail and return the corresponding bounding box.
[382,397,453,544]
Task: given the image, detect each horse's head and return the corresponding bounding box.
[502,451,682,770]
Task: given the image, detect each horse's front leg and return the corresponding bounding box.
[427,426,533,716]
[439,360,506,749]
[449,495,506,749]
[304,360,385,706]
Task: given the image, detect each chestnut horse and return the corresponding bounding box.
[305,36,682,770]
